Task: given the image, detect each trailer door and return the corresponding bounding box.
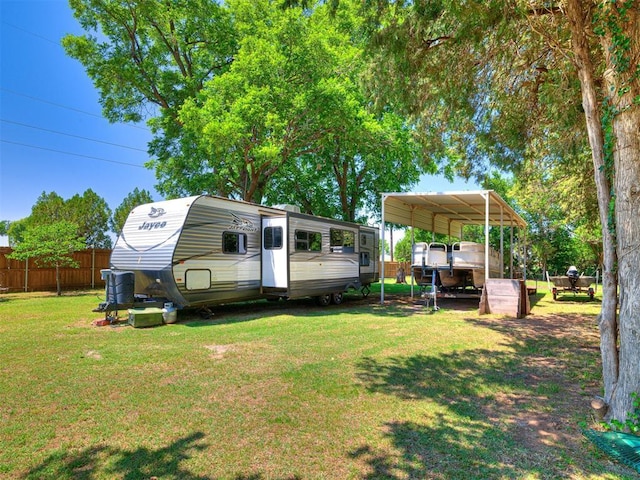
[262,217,288,288]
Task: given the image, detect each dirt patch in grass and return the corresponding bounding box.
[83,350,103,360]
[204,344,234,359]
[468,312,622,474]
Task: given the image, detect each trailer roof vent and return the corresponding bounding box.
[273,204,301,213]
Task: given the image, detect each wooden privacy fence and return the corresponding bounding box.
[379,261,411,281]
[0,247,111,293]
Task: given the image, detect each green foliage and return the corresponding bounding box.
[179,0,424,219]
[593,1,636,78]
[7,221,85,268]
[361,0,549,182]
[394,234,412,262]
[6,218,28,246]
[0,220,10,237]
[607,393,640,435]
[379,238,390,256]
[110,188,154,236]
[29,191,66,224]
[178,0,322,202]
[17,190,112,249]
[65,0,426,221]
[66,189,112,248]
[64,0,236,123]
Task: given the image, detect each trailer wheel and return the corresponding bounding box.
[331,292,343,305]
[316,294,331,306]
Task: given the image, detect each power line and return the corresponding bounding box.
[1,119,148,152]
[1,140,148,169]
[0,88,151,132]
[1,20,61,46]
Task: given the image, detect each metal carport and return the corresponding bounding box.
[380,190,528,304]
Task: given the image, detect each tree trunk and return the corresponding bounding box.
[600,3,640,421]
[564,0,620,414]
[610,102,640,421]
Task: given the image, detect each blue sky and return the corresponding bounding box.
[0,1,158,237]
[0,0,477,246]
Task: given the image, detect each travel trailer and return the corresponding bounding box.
[95,195,379,316]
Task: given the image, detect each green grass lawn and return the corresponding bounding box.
[0,282,634,479]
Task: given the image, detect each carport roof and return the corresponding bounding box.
[381,190,527,237]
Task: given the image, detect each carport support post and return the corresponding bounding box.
[523,228,528,281]
[484,192,490,282]
[510,221,514,278]
[500,206,504,278]
[410,207,415,299]
[380,194,386,304]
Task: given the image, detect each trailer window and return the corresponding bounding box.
[223,232,247,254]
[330,228,355,253]
[264,226,283,250]
[295,230,321,251]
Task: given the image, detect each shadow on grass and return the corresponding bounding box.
[529,292,544,308]
[350,418,521,479]
[178,291,486,328]
[178,294,424,327]
[22,432,303,480]
[352,350,525,478]
[23,432,208,480]
[350,312,622,478]
[553,294,602,304]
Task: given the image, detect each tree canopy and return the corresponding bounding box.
[64,0,428,222]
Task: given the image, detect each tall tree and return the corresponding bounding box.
[178,0,325,202]
[180,0,425,218]
[110,188,154,236]
[6,221,86,296]
[66,189,112,248]
[361,0,639,421]
[29,191,67,224]
[63,0,237,197]
[588,0,640,422]
[265,102,425,222]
